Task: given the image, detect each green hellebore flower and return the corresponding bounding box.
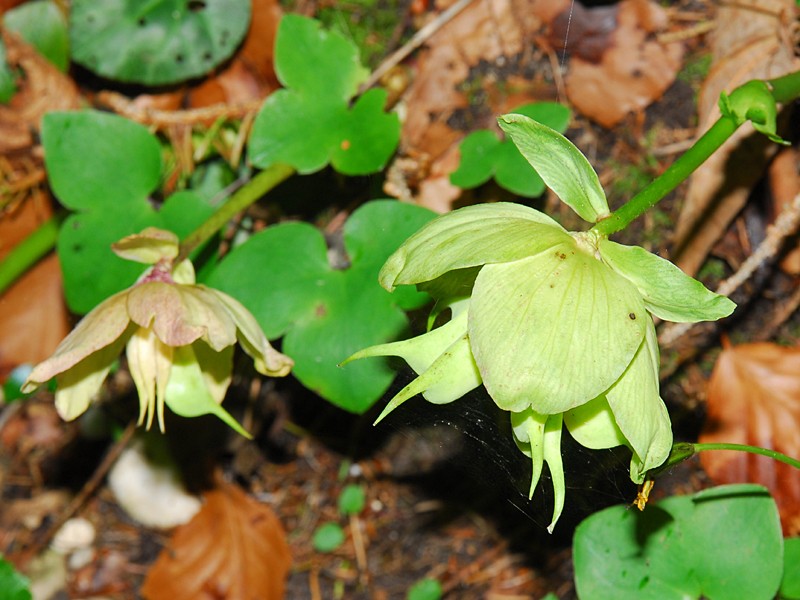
[22,228,293,436]
[350,115,735,530]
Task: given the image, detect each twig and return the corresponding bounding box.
[358,0,477,93]
[659,191,800,347]
[11,421,137,570]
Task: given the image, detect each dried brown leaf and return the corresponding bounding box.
[564,0,683,128]
[0,30,79,155]
[0,196,69,381]
[700,342,800,535]
[141,481,291,600]
[673,0,798,276]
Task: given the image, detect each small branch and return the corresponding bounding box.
[11,421,137,570]
[176,163,295,264]
[359,0,476,93]
[659,191,800,347]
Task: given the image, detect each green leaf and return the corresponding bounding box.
[781,537,800,599]
[0,557,32,600]
[380,202,569,291]
[312,522,345,553]
[407,578,442,600]
[450,103,570,197]
[5,0,69,72]
[43,111,162,212]
[69,0,250,85]
[599,239,735,322]
[469,240,646,413]
[249,15,399,175]
[574,484,783,600]
[206,200,436,413]
[0,39,17,103]
[498,113,609,222]
[338,484,366,516]
[43,111,215,313]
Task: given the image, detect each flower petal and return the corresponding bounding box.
[127,283,237,350]
[498,114,610,223]
[53,329,131,421]
[23,290,131,391]
[564,395,627,450]
[470,241,646,413]
[344,304,469,375]
[598,239,735,323]
[209,288,294,376]
[111,227,179,264]
[165,345,251,438]
[127,326,173,431]
[511,409,565,533]
[193,341,233,404]
[379,202,570,291]
[372,334,482,423]
[605,318,673,482]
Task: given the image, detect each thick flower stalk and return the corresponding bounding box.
[23,228,293,436]
[347,115,735,531]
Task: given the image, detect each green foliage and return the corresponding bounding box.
[69,0,250,85]
[312,522,345,553]
[2,365,34,403]
[4,0,69,72]
[42,110,215,314]
[406,577,442,600]
[0,39,17,103]
[206,200,435,413]
[0,557,32,600]
[781,538,800,600]
[337,484,366,516]
[573,484,784,600]
[249,15,400,175]
[450,102,570,197]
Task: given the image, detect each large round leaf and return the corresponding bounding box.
[70,0,250,85]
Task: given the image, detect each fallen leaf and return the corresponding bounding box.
[141,481,291,600]
[673,0,799,276]
[387,0,561,209]
[700,342,800,535]
[771,147,800,274]
[0,29,79,155]
[564,0,684,128]
[0,195,69,381]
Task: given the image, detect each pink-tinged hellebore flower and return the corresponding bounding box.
[22,228,293,436]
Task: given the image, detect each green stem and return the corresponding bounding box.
[176,163,295,263]
[591,116,738,237]
[692,442,800,470]
[650,441,800,479]
[0,214,62,295]
[591,69,800,238]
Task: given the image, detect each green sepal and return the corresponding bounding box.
[498,114,610,222]
[511,409,566,533]
[379,202,568,291]
[604,319,672,482]
[598,239,735,323]
[469,240,646,413]
[164,346,251,439]
[564,395,627,450]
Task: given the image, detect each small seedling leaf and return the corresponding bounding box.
[338,484,366,516]
[312,522,345,553]
[407,578,442,600]
[780,537,800,599]
[69,0,251,85]
[0,557,32,600]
